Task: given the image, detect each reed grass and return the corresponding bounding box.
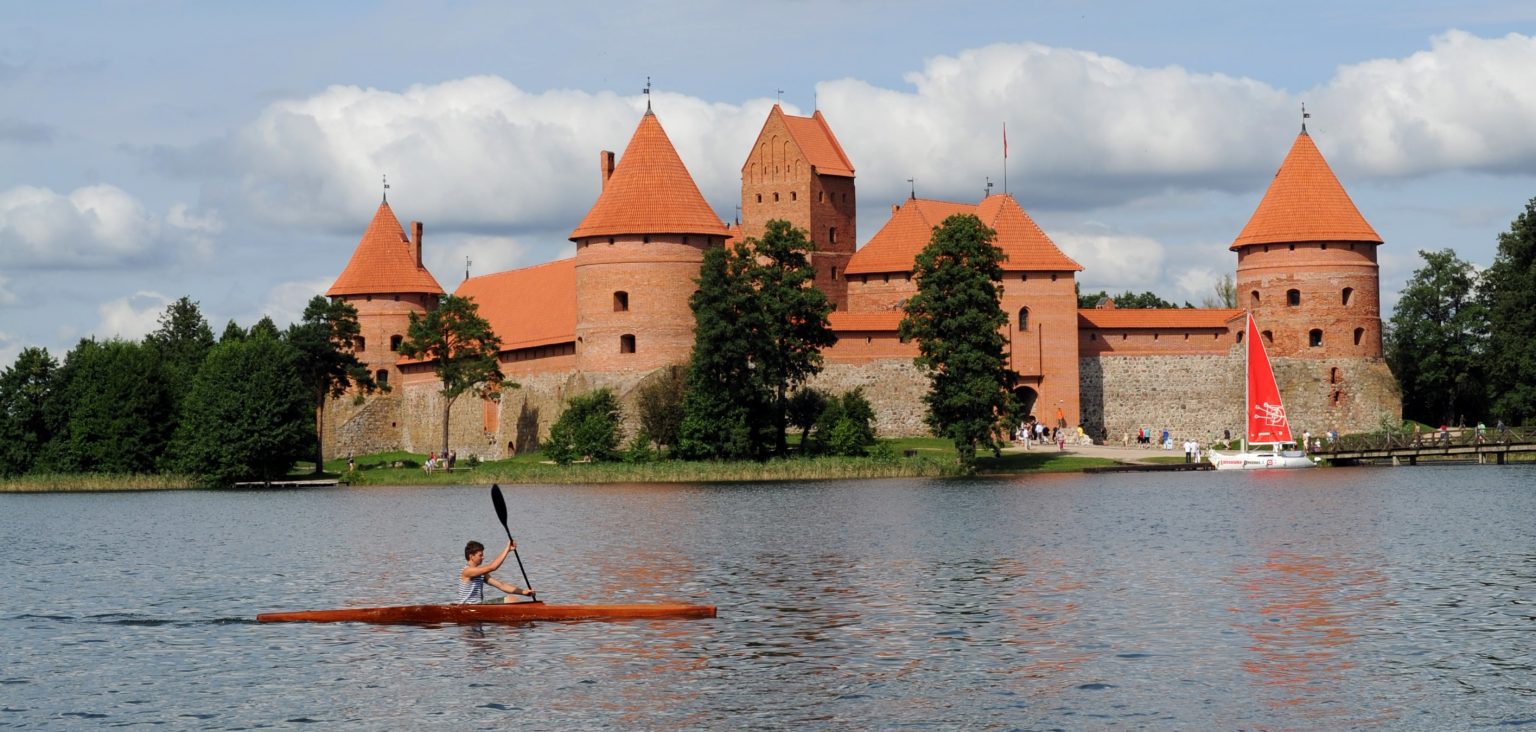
[0,473,198,493]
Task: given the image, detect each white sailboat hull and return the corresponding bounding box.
[1208,449,1317,470]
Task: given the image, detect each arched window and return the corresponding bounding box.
[773,192,780,202]
[1262,330,1273,344]
[390,335,403,351]
[1236,331,1245,344]
[355,336,366,352]
[375,369,389,386]
[1251,290,1261,308]
[756,194,762,203]
[613,291,629,312]
[1330,367,1340,383]
[1309,329,1323,347]
[819,191,825,203]
[1018,307,1030,331]
[1354,327,1365,346]
[791,191,797,201]
[620,334,636,353]
[829,227,838,245]
[1332,390,1343,406]
[1287,289,1301,306]
[1342,287,1354,306]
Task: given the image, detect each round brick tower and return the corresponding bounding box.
[1231,127,1384,360]
[569,110,728,374]
[326,200,445,388]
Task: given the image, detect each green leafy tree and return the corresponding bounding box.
[786,387,829,452]
[250,316,281,340]
[171,336,312,486]
[40,338,172,473]
[219,320,246,343]
[678,245,764,459]
[1481,197,1536,425]
[812,388,878,456]
[0,347,58,476]
[285,296,379,473]
[1385,249,1486,424]
[146,296,215,412]
[746,220,837,456]
[1077,288,1179,309]
[544,388,622,464]
[1200,273,1238,308]
[398,294,511,454]
[635,364,686,454]
[900,214,1014,468]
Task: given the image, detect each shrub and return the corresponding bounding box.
[545,389,623,465]
[812,388,878,456]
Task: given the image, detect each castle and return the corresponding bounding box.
[322,104,1399,458]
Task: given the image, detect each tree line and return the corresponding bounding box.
[1385,197,1536,427]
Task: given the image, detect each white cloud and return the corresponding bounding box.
[0,273,15,305]
[0,331,19,369]
[255,278,332,329]
[96,291,171,340]
[1316,31,1536,177]
[0,184,160,268]
[165,203,224,260]
[427,233,541,286]
[1054,230,1166,292]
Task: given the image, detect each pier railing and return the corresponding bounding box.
[1317,424,1536,464]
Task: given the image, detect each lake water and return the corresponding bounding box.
[3,466,1533,729]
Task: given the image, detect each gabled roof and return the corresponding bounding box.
[453,258,576,351]
[1232,131,1382,249]
[780,108,855,177]
[1077,308,1243,330]
[845,194,1080,275]
[326,202,445,297]
[570,112,728,240]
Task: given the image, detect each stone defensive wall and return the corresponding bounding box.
[1080,349,1400,446]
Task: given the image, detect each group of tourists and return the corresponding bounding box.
[424,450,457,473]
[1014,417,1090,450]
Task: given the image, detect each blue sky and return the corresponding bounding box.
[3,1,1535,364]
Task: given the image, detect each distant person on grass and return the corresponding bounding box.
[458,540,535,604]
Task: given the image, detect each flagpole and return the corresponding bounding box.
[1002,122,1008,195]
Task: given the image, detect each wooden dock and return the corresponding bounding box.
[230,478,340,489]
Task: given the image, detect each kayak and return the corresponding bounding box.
[256,601,716,624]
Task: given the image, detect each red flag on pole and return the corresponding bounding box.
[1003,123,1008,158]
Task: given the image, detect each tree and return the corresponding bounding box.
[678,245,762,459]
[171,336,312,486]
[635,364,686,454]
[1385,249,1486,424]
[219,320,246,343]
[812,388,877,456]
[285,296,379,473]
[744,220,837,456]
[544,388,623,464]
[250,316,282,340]
[1201,273,1238,309]
[398,294,510,454]
[146,296,215,413]
[40,338,172,473]
[1481,197,1536,425]
[1077,289,1179,309]
[786,387,829,452]
[900,214,1013,468]
[0,347,58,476]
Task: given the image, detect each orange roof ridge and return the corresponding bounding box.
[1231,132,1381,249]
[570,112,728,240]
[454,257,576,351]
[326,202,445,297]
[847,195,1079,275]
[780,107,855,177]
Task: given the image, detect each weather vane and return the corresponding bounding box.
[465,255,472,282]
[907,178,915,200]
[776,88,784,103]
[1302,102,1311,133]
[985,176,993,198]
[643,76,652,112]
[382,174,389,203]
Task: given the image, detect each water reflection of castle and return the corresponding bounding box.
[323,104,1398,458]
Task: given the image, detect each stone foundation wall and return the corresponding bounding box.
[1080,350,1400,445]
[805,359,931,437]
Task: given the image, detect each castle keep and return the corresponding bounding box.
[323,105,1400,459]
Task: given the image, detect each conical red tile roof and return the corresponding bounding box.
[1231,132,1381,250]
[846,194,1079,275]
[326,202,445,297]
[569,112,728,240]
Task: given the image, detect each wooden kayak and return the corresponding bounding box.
[256,601,716,624]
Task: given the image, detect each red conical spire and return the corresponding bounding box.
[326,202,444,297]
[570,112,727,240]
[1231,132,1381,250]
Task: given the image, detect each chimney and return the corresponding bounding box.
[599,150,615,189]
[411,221,424,268]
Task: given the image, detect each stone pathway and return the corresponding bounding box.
[999,441,1191,465]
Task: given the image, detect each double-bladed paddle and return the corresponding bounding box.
[490,483,537,602]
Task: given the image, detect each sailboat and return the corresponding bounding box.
[1208,313,1317,470]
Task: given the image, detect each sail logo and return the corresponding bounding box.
[1253,402,1286,426]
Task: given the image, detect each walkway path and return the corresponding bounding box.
[999,441,1192,465]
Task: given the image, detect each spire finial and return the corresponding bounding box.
[1301,102,1311,134]
[985,176,993,199]
[776,88,784,104]
[643,76,652,112]
[465,255,472,282]
[907,178,916,200]
[382,174,390,203]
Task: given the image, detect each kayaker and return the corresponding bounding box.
[458,540,536,604]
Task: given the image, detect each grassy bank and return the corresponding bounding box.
[0,473,198,492]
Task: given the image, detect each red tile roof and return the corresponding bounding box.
[1077,308,1243,330]
[453,258,576,351]
[326,202,445,297]
[780,108,855,177]
[846,194,1080,275]
[570,112,728,240]
[1232,131,1382,249]
[828,311,904,332]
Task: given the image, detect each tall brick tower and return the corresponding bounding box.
[740,105,857,310]
[1231,125,1383,359]
[569,110,728,374]
[1231,122,1399,432]
[326,199,444,387]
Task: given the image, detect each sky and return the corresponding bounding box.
[3,1,1536,366]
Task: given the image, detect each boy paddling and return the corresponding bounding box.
[458,540,536,604]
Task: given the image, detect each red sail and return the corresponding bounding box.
[1246,313,1293,445]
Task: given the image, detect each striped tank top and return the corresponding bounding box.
[457,574,486,604]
